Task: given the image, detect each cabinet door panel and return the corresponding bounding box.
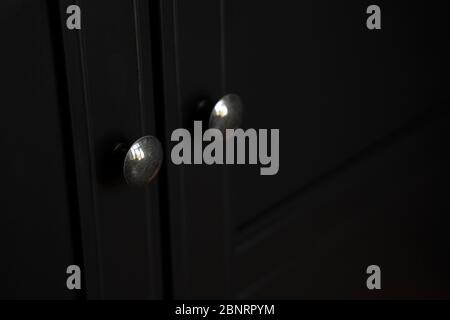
[224,0,449,227]
[235,113,450,299]
[59,0,163,299]
[161,0,450,299]
[1,0,164,299]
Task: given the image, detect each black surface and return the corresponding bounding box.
[1,0,449,300]
[159,0,450,299]
[0,0,80,299]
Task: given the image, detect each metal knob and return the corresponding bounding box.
[117,136,163,187]
[207,94,244,133]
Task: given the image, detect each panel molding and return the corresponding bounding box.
[234,105,450,297]
[235,103,449,251]
[57,0,163,299]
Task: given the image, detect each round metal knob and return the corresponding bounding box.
[208,94,243,133]
[121,136,163,187]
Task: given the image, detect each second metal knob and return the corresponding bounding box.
[207,94,244,134]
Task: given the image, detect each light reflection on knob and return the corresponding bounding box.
[208,94,243,134]
[122,136,163,187]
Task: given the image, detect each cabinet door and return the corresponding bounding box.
[158,0,450,298]
[1,0,164,299]
[58,0,164,299]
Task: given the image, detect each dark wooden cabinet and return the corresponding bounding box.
[159,0,450,299]
[1,0,449,299]
[2,0,163,299]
